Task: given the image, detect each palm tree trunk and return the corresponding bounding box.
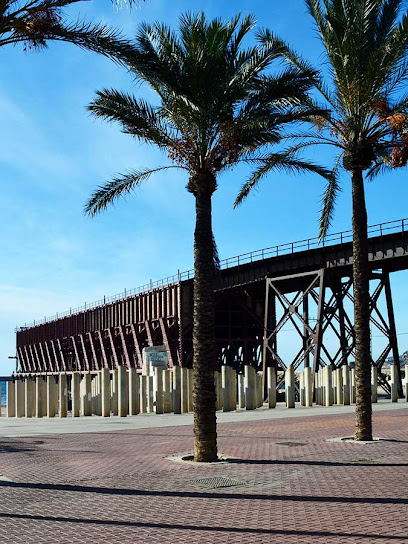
[193,189,218,462]
[351,169,372,441]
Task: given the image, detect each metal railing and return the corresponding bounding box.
[18,217,406,330]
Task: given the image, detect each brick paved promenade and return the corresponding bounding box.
[0,404,407,543]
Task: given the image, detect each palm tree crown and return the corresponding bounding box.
[257,0,408,236]
[86,12,330,213]
[85,12,331,462]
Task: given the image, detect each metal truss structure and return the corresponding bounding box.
[15,218,408,396]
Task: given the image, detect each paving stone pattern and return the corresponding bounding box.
[0,408,407,543]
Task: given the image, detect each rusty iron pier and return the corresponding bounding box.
[15,218,408,394]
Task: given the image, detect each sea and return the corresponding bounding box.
[0,381,6,406]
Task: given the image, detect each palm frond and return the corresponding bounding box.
[234,150,333,207]
[85,166,181,217]
[319,153,343,239]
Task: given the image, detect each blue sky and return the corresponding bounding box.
[1,0,408,374]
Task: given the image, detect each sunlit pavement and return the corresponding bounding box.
[0,402,407,543]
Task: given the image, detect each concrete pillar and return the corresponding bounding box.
[405,364,408,402]
[96,373,102,416]
[323,365,333,407]
[71,372,80,417]
[304,367,313,407]
[163,370,171,413]
[46,376,56,418]
[118,367,129,417]
[140,375,147,413]
[24,379,35,418]
[285,365,295,408]
[154,368,164,414]
[256,373,263,408]
[15,379,25,418]
[215,371,222,411]
[111,370,118,415]
[267,367,276,409]
[314,372,319,405]
[391,363,398,402]
[101,369,111,417]
[238,374,245,409]
[59,375,68,418]
[6,381,15,417]
[371,366,378,403]
[299,371,305,406]
[335,368,343,404]
[244,365,256,410]
[80,374,92,416]
[188,368,194,412]
[172,366,181,414]
[231,368,237,410]
[342,365,351,405]
[54,377,59,416]
[222,366,231,412]
[181,367,189,414]
[147,376,154,413]
[36,377,47,418]
[332,369,337,404]
[129,368,140,415]
[350,367,356,403]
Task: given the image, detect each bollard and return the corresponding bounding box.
[342,365,351,405]
[267,367,276,409]
[129,368,140,415]
[163,370,171,413]
[285,365,295,408]
[71,372,80,417]
[371,366,378,403]
[6,381,15,417]
[80,374,92,416]
[154,368,164,414]
[172,366,181,414]
[350,367,356,403]
[140,375,148,413]
[244,365,256,410]
[96,373,102,416]
[188,368,194,412]
[314,372,320,405]
[46,376,57,418]
[59,375,68,418]
[336,368,343,404]
[238,374,245,409]
[101,369,111,417]
[391,363,398,402]
[118,367,129,417]
[181,367,189,414]
[304,367,313,407]
[111,370,119,416]
[323,365,333,407]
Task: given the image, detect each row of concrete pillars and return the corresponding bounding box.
[6,363,407,418]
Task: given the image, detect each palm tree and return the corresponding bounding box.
[0,0,140,58]
[85,12,331,462]
[238,0,408,441]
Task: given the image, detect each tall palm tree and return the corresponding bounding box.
[0,0,139,58]
[85,12,331,462]
[237,0,408,441]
